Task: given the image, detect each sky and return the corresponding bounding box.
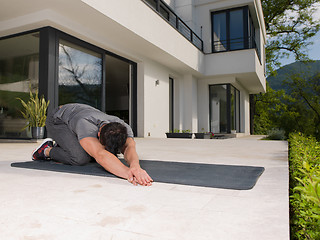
[279,4,320,66]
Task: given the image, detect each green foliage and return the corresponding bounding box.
[285,72,320,140]
[0,90,29,118]
[17,90,50,130]
[253,83,295,137]
[289,133,320,239]
[168,129,191,133]
[262,0,320,74]
[168,129,180,133]
[181,129,191,133]
[254,69,320,140]
[267,61,320,92]
[265,128,286,140]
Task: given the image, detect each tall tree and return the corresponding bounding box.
[285,72,320,139]
[251,1,320,137]
[262,0,320,74]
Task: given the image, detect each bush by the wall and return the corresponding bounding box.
[266,128,286,140]
[289,133,320,240]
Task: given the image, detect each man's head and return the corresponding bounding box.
[99,122,128,156]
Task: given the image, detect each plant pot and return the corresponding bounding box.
[31,127,45,139]
[166,133,193,138]
[194,133,212,139]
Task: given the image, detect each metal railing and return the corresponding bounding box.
[213,36,261,61]
[142,0,203,51]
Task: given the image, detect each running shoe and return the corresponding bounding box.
[32,138,53,160]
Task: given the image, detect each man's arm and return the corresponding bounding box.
[79,137,131,180]
[122,137,153,186]
[79,137,152,186]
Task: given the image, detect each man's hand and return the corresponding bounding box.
[127,166,153,186]
[123,138,153,186]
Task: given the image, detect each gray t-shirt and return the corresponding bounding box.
[53,103,134,140]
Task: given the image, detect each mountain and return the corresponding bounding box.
[267,60,320,91]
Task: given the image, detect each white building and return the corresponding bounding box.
[0,0,266,139]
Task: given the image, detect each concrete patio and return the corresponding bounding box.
[0,136,289,240]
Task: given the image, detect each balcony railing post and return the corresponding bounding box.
[176,17,179,30]
[156,0,160,11]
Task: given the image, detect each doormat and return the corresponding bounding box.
[11,160,264,190]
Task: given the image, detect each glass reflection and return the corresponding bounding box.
[0,32,39,138]
[230,9,244,50]
[58,40,102,109]
[209,85,227,133]
[213,12,227,52]
[210,84,240,133]
[105,54,130,124]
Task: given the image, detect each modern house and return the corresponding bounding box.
[0,0,266,139]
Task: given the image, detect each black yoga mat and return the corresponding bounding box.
[11,160,264,190]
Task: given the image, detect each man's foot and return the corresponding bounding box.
[32,138,53,160]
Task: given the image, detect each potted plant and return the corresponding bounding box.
[194,128,214,139]
[17,90,50,139]
[166,129,193,138]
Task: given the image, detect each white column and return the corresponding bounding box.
[182,75,198,133]
[137,62,145,137]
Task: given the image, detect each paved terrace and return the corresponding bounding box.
[0,136,289,240]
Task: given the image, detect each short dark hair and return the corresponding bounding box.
[99,122,128,156]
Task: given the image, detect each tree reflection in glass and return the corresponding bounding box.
[58,40,102,109]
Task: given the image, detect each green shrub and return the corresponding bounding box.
[265,128,286,140]
[289,133,320,240]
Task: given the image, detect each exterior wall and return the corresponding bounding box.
[242,90,251,135]
[175,0,198,35]
[0,0,266,138]
[140,62,200,137]
[142,60,174,138]
[81,0,204,74]
[204,49,265,93]
[163,0,176,9]
[181,75,198,132]
[137,62,145,137]
[197,76,251,134]
[193,0,266,93]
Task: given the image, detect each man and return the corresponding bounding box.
[32,103,153,186]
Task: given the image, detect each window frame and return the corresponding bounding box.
[211,6,252,53]
[209,84,241,134]
[1,27,138,137]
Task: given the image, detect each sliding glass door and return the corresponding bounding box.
[209,85,228,133]
[0,27,137,139]
[105,54,132,125]
[209,84,240,134]
[0,32,40,138]
[58,39,103,109]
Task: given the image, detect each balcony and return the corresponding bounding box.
[142,0,203,51]
[213,36,261,63]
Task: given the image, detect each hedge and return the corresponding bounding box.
[289,133,320,239]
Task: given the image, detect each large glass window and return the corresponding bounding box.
[209,84,240,134]
[0,32,39,138]
[209,85,228,133]
[0,27,137,139]
[229,9,244,50]
[213,12,227,52]
[212,6,256,53]
[58,39,102,108]
[105,54,131,124]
